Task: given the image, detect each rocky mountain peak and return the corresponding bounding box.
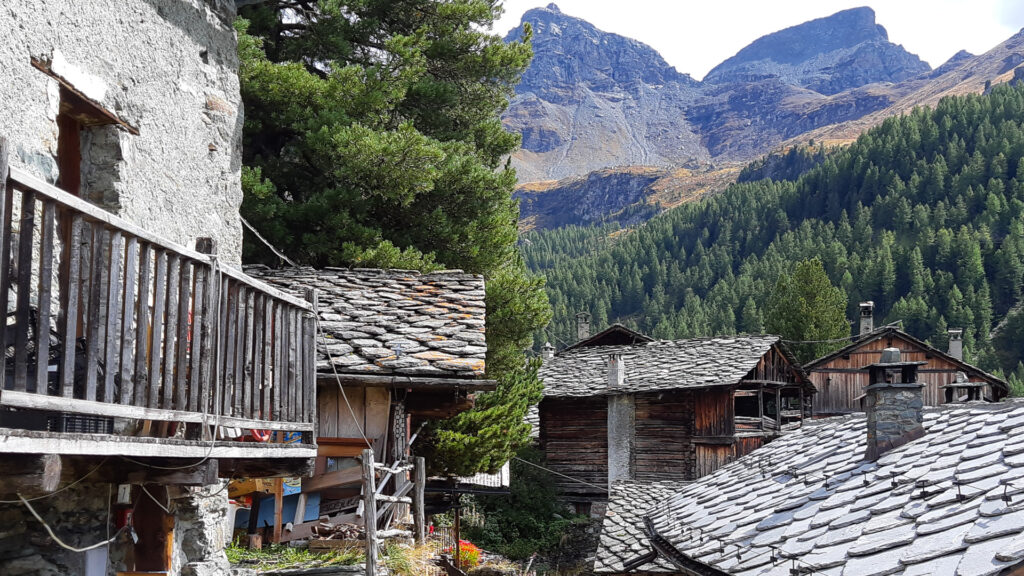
[704,6,929,94]
[506,4,698,100]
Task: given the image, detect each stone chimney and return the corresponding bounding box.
[947,328,963,360]
[576,311,591,341]
[859,301,875,335]
[541,342,555,361]
[864,347,926,460]
[606,353,634,486]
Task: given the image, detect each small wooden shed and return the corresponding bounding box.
[250,266,495,537]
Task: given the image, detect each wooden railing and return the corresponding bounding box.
[0,146,315,435]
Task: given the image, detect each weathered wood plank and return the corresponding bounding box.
[13,191,36,391]
[232,285,246,417]
[273,303,284,421]
[242,288,255,419]
[148,250,168,408]
[303,315,315,423]
[261,299,273,420]
[216,274,230,417]
[119,237,139,404]
[188,265,206,412]
[174,261,192,410]
[84,225,105,402]
[133,244,153,407]
[252,295,265,419]
[58,215,83,398]
[34,200,56,394]
[222,282,238,417]
[413,456,425,545]
[103,231,124,403]
[161,255,181,409]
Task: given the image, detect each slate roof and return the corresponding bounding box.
[538,336,804,397]
[807,326,1009,398]
[636,402,1024,576]
[596,481,689,574]
[247,266,487,380]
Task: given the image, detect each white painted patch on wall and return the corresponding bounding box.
[50,49,107,102]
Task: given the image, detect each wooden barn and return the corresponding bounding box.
[250,267,494,539]
[536,336,813,508]
[807,303,1008,416]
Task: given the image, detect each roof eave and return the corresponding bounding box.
[316,372,497,391]
[642,517,731,576]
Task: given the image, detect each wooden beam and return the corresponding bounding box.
[0,389,314,431]
[0,454,61,498]
[61,457,218,486]
[405,394,474,419]
[302,466,363,492]
[218,457,315,480]
[317,373,497,392]
[0,429,315,459]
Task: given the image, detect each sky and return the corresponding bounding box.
[491,0,1024,80]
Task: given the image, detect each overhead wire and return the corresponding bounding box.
[512,456,608,492]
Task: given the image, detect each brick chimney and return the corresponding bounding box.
[947,328,963,360]
[864,347,926,460]
[606,353,634,485]
[576,311,591,341]
[541,341,555,361]
[859,301,875,335]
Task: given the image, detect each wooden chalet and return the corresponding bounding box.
[249,267,494,542]
[536,336,813,509]
[807,303,1008,416]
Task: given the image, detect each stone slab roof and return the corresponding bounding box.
[247,267,486,379]
[538,336,794,397]
[641,402,1024,576]
[595,481,689,574]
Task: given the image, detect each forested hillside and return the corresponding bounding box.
[524,84,1024,380]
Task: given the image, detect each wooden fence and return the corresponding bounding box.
[0,141,315,434]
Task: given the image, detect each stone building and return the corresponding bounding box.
[1,0,245,264]
[0,2,316,575]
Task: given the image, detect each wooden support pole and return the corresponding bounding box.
[247,493,263,550]
[454,493,462,571]
[273,477,284,544]
[362,448,378,576]
[413,456,426,545]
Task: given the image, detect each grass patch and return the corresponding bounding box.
[225,542,364,571]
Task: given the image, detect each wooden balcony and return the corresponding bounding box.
[0,143,315,472]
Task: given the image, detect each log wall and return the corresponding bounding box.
[539,397,608,497]
[634,390,694,481]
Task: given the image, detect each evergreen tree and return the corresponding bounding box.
[236,1,550,475]
[765,259,850,362]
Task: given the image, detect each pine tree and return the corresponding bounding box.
[765,258,850,362]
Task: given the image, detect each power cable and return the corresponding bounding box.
[512,456,608,492]
[240,216,299,268]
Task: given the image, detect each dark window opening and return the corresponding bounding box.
[735,393,759,418]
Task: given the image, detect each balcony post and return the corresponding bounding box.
[0,136,8,399]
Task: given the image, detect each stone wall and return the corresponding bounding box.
[0,0,244,264]
[0,481,234,576]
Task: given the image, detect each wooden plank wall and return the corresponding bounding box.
[318,385,390,461]
[634,390,694,481]
[694,389,735,437]
[695,444,735,478]
[539,397,607,496]
[809,334,989,415]
[734,436,765,459]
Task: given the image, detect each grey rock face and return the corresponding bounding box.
[506,5,932,184]
[503,4,708,182]
[704,7,929,95]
